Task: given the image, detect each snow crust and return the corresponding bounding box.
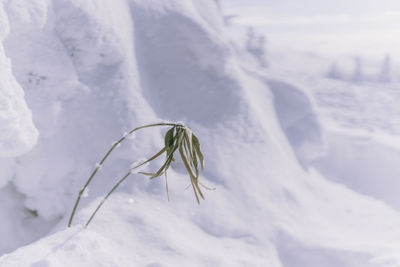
[1,0,400,266]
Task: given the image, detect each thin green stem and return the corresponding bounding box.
[85,171,132,227]
[68,122,182,227]
[84,147,172,227]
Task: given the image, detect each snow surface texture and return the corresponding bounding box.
[1,0,400,266]
[0,3,37,161]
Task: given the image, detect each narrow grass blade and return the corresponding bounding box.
[130,147,166,171]
[192,134,204,170]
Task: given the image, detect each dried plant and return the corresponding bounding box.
[68,123,211,228]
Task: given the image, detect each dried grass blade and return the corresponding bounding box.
[130,147,166,171]
[192,134,204,170]
[148,145,178,179]
[165,172,170,201]
[179,142,204,202]
[199,182,216,190]
[164,127,175,158]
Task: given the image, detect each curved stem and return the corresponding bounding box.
[68,122,182,227]
[85,171,132,227]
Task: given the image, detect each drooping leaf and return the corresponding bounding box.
[148,145,178,179]
[185,127,194,158]
[178,140,204,202]
[179,137,196,180]
[192,134,204,170]
[199,182,216,190]
[164,127,175,158]
[130,147,166,171]
[191,145,199,177]
[184,135,199,180]
[183,134,193,167]
[165,172,170,201]
[135,126,206,203]
[139,171,157,177]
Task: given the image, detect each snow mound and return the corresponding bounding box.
[267,79,326,167]
[0,3,37,161]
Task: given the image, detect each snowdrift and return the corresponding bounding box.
[1,0,400,266]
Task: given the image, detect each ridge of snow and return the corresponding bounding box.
[0,3,38,160]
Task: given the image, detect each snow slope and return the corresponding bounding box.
[1,0,400,266]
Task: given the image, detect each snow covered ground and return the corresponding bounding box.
[1,0,400,266]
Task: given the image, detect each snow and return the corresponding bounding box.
[1,0,400,266]
[223,0,400,59]
[0,3,38,160]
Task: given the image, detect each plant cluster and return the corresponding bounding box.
[67,123,210,228]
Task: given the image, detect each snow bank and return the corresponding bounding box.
[314,131,400,211]
[0,3,37,161]
[3,0,156,221]
[0,0,156,253]
[2,0,400,266]
[267,79,326,167]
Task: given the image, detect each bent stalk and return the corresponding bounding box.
[68,122,181,227]
[85,171,132,227]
